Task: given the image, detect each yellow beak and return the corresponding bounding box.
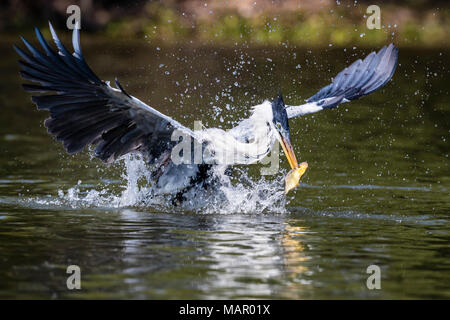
[279,135,299,170]
[279,134,308,194]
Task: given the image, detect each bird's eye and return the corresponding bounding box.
[276,122,282,129]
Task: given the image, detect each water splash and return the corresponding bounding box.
[54,154,287,214]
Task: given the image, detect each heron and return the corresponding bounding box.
[14,23,398,203]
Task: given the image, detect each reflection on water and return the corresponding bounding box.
[0,37,449,299]
[282,224,310,279]
[1,205,447,299]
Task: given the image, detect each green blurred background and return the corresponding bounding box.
[1,0,449,48]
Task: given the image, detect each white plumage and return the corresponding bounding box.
[199,100,277,165]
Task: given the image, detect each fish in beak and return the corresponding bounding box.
[285,162,308,194]
[278,132,308,194]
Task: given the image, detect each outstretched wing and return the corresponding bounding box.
[15,23,196,164]
[286,43,398,119]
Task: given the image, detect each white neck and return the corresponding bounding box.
[200,101,277,165]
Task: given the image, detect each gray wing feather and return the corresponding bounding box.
[287,43,398,119]
[15,23,196,164]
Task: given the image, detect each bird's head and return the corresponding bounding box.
[271,94,299,170]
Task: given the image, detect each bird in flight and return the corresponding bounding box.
[15,23,398,204]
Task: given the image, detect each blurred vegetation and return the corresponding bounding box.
[1,0,449,47]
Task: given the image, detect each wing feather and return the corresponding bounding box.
[16,22,197,164]
[287,44,398,119]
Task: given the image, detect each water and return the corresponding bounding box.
[0,36,449,299]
